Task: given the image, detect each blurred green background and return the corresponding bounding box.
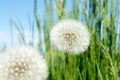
[0,0,120,80]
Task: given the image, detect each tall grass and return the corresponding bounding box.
[9,0,120,80]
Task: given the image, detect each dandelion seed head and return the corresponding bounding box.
[50,19,90,54]
[0,46,48,80]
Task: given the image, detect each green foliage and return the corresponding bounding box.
[9,0,120,80]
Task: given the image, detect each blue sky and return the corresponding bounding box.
[0,0,72,47]
[0,0,45,46]
[0,0,33,30]
[0,0,119,47]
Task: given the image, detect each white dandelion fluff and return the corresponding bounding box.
[50,19,90,54]
[0,46,48,80]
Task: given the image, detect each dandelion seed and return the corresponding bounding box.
[50,19,90,54]
[0,46,48,80]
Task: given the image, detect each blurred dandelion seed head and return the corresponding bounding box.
[50,19,90,54]
[0,46,48,80]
